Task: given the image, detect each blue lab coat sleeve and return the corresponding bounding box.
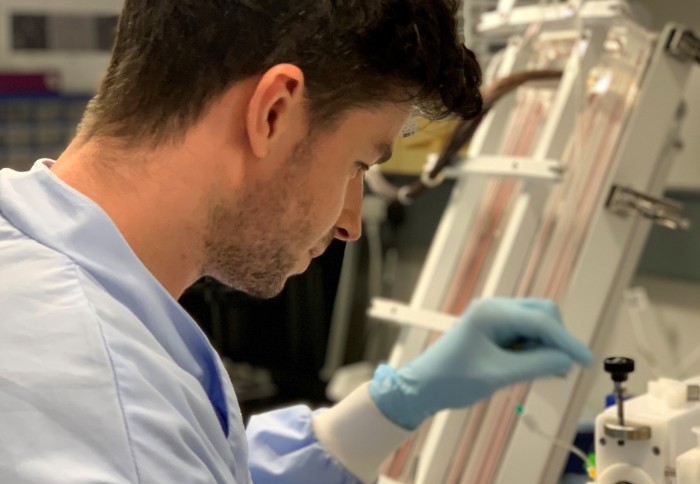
[247,383,412,484]
[247,406,363,484]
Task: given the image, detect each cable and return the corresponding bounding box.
[515,404,596,480]
[365,70,564,204]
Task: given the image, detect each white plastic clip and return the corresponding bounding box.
[420,168,446,188]
[396,185,414,205]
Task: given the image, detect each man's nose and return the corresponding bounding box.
[333,176,363,242]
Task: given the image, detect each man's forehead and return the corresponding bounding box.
[344,103,412,127]
[346,103,411,133]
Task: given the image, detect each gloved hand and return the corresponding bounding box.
[369,298,593,430]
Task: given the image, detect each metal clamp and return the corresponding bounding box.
[666,27,700,65]
[604,421,652,441]
[606,185,691,230]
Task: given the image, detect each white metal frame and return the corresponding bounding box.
[497,23,695,483]
[419,23,608,484]
[376,13,698,484]
[380,15,608,484]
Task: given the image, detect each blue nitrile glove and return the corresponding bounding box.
[369,298,594,430]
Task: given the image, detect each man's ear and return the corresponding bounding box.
[246,64,305,158]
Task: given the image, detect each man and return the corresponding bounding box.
[0,1,593,483]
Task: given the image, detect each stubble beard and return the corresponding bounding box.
[202,144,316,299]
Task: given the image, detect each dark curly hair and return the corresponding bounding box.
[81,0,482,143]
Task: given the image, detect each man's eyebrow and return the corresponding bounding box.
[375,142,394,165]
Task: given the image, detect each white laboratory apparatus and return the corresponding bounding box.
[591,357,700,484]
[370,1,700,482]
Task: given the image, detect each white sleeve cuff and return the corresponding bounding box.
[312,382,413,483]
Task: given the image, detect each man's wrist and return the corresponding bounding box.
[368,363,428,431]
[312,382,413,483]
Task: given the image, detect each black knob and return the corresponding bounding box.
[604,357,635,382]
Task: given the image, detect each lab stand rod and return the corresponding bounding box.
[442,155,565,182]
[369,299,456,333]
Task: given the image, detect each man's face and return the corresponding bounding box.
[203,103,411,298]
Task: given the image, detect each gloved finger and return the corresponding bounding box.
[491,305,593,366]
[502,348,574,383]
[474,297,559,318]
[516,298,561,321]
